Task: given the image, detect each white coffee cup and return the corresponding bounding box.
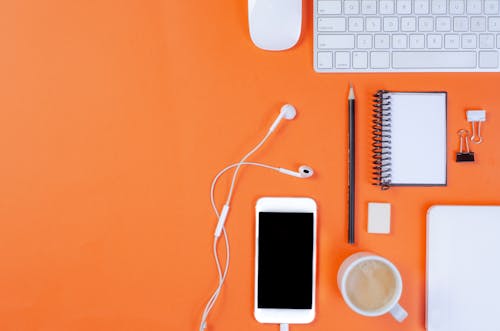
[337,252,408,322]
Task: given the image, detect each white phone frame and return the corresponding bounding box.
[254,197,317,324]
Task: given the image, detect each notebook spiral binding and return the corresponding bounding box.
[372,90,392,190]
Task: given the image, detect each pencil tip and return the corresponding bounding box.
[348,85,355,99]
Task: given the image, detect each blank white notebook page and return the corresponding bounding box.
[389,92,446,185]
[427,206,500,331]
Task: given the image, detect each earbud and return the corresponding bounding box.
[269,104,297,133]
[281,104,297,120]
[298,165,314,178]
[278,165,314,178]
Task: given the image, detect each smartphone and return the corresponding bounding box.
[254,197,317,324]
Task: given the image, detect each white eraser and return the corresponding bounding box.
[467,110,486,122]
[368,202,391,234]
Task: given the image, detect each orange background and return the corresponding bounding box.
[0,1,499,330]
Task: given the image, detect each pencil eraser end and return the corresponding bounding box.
[368,202,391,234]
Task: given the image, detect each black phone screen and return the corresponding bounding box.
[257,212,314,309]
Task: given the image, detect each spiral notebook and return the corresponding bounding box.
[372,91,447,189]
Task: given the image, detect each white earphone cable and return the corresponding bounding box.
[200,162,279,331]
[210,162,278,214]
[199,228,229,331]
[224,130,273,206]
[199,128,276,331]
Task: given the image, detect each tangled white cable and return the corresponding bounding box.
[198,104,314,330]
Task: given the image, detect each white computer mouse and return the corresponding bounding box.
[248,0,302,51]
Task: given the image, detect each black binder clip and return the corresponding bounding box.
[456,129,474,162]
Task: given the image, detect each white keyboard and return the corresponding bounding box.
[313,0,500,72]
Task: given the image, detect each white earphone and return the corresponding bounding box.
[269,104,297,132]
[278,165,314,178]
[199,104,314,331]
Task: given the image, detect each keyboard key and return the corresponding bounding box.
[336,51,351,68]
[415,0,430,14]
[428,34,443,48]
[317,52,333,68]
[393,51,476,68]
[371,52,391,68]
[375,34,391,48]
[366,17,381,31]
[436,17,451,31]
[318,1,342,14]
[318,34,355,49]
[445,34,460,48]
[349,17,364,31]
[318,18,346,31]
[353,51,368,68]
[471,17,486,32]
[410,34,426,48]
[489,17,500,31]
[479,51,499,68]
[432,0,447,14]
[380,0,395,14]
[467,1,482,14]
[462,34,477,48]
[357,34,373,48]
[345,1,360,14]
[384,17,399,31]
[480,34,496,48]
[498,34,500,47]
[419,17,434,32]
[485,1,500,14]
[450,1,465,14]
[361,0,377,14]
[397,0,412,14]
[402,17,417,31]
[393,34,408,48]
[454,17,469,31]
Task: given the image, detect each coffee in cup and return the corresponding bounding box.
[338,252,408,322]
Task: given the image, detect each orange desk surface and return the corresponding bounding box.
[1,1,499,330]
